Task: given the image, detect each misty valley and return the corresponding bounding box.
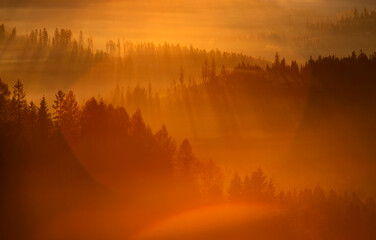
[1,1,376,240]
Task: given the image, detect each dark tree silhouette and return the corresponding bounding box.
[60,90,80,139]
[37,96,52,138]
[52,90,65,124]
[11,79,27,123]
[0,78,10,122]
[228,172,243,202]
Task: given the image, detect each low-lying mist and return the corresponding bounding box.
[1,1,376,239]
[1,0,375,61]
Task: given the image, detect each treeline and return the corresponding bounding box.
[0,77,226,238]
[306,8,376,34]
[108,50,376,138]
[236,50,376,82]
[232,51,376,193]
[0,77,226,202]
[226,168,376,240]
[106,51,376,200]
[166,49,373,94]
[0,23,265,91]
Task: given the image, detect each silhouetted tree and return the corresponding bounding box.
[130,109,146,136]
[60,91,80,138]
[177,139,198,183]
[0,24,5,41]
[220,65,227,76]
[52,90,65,125]
[281,57,286,68]
[27,101,37,129]
[228,172,243,202]
[10,80,27,123]
[209,58,216,81]
[37,96,51,138]
[199,159,224,202]
[155,125,176,161]
[202,59,209,82]
[243,174,251,199]
[179,66,185,88]
[250,167,268,200]
[274,52,280,67]
[0,78,10,122]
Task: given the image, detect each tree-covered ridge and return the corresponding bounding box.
[306,8,376,34]
[2,50,376,238]
[0,77,228,238]
[0,23,265,92]
[105,51,376,199]
[1,77,376,239]
[105,50,376,145]
[226,168,376,239]
[0,77,225,200]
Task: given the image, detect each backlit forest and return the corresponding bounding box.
[1,1,376,240]
[1,77,375,239]
[0,23,264,98]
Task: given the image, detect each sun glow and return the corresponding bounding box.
[134,204,280,240]
[1,0,376,239]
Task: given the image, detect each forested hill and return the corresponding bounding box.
[1,77,376,239]
[112,51,376,193]
[0,23,266,98]
[0,78,224,239]
[286,53,376,191]
[226,52,376,192]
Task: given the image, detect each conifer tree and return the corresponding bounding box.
[177,139,197,181]
[228,172,243,202]
[0,78,10,122]
[52,90,65,125]
[37,96,51,137]
[60,91,80,138]
[11,79,27,123]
